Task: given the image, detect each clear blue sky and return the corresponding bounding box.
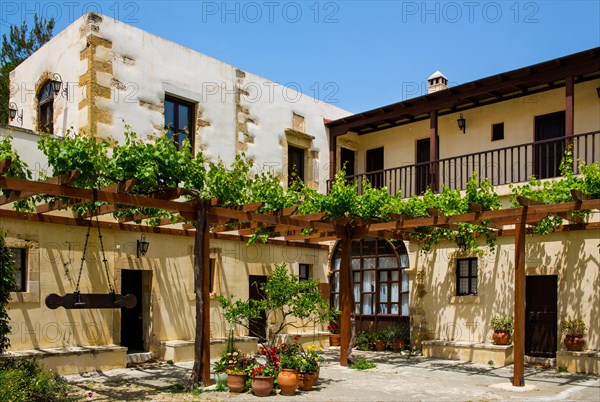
[2,1,599,113]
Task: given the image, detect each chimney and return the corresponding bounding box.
[427,71,448,94]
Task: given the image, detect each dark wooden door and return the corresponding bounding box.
[525,275,557,358]
[366,147,384,188]
[416,138,430,194]
[249,275,267,342]
[121,270,144,352]
[534,111,565,179]
[340,148,356,177]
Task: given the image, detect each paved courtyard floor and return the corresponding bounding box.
[65,349,600,401]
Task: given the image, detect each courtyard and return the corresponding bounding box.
[64,349,600,401]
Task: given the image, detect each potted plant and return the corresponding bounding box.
[490,315,514,345]
[373,330,387,351]
[387,322,410,352]
[213,359,228,385]
[354,330,373,351]
[225,352,253,393]
[298,345,320,391]
[327,309,341,346]
[560,319,587,351]
[278,340,301,395]
[249,363,277,397]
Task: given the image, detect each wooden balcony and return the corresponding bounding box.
[329,131,599,197]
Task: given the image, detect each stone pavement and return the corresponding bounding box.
[64,348,600,401]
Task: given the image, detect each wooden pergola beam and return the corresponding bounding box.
[0,176,195,213]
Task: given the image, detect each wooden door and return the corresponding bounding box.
[249,275,267,342]
[340,148,356,177]
[416,138,430,194]
[525,275,558,358]
[366,147,384,188]
[534,111,565,179]
[121,270,144,352]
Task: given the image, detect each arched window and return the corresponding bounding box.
[37,81,54,133]
[330,237,409,319]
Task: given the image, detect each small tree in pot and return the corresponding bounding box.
[560,319,587,351]
[490,315,513,345]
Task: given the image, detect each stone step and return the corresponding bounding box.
[126,352,153,364]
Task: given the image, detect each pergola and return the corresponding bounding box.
[1,158,599,387]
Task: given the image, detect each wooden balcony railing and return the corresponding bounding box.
[328,131,599,198]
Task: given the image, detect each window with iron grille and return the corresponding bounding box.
[10,248,27,292]
[456,258,477,296]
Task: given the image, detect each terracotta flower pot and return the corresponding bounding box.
[329,333,341,346]
[251,376,274,397]
[298,372,316,391]
[563,335,585,351]
[277,369,299,396]
[492,330,511,345]
[375,339,386,351]
[227,373,247,393]
[392,339,406,352]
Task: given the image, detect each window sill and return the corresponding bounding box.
[9,291,39,304]
[448,295,480,304]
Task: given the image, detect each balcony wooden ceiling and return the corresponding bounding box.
[328,47,600,136]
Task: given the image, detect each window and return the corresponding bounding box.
[164,95,195,151]
[288,145,305,186]
[492,123,504,141]
[10,248,27,292]
[330,238,409,318]
[38,81,54,133]
[298,264,310,282]
[456,258,477,296]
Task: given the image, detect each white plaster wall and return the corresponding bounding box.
[8,19,86,136]
[0,126,50,180]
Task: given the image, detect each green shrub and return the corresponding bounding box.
[0,358,76,401]
[354,331,373,351]
[490,315,514,332]
[349,358,377,370]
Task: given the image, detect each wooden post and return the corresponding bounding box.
[429,110,439,192]
[338,225,352,366]
[565,76,574,139]
[329,134,337,186]
[513,207,527,386]
[190,201,211,387]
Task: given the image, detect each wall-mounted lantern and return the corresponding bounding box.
[137,234,149,258]
[457,113,466,134]
[8,102,23,125]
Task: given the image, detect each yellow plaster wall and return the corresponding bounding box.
[3,218,330,356]
[413,230,600,351]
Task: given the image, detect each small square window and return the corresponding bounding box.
[299,264,310,282]
[492,123,504,141]
[10,248,27,292]
[288,145,305,186]
[456,258,477,296]
[164,95,195,151]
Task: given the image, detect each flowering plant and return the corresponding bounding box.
[248,362,278,378]
[224,351,254,375]
[259,344,281,370]
[298,344,322,374]
[279,338,302,370]
[327,323,340,334]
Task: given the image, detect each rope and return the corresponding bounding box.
[75,215,92,294]
[95,212,114,294]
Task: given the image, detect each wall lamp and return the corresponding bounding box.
[455,234,467,251]
[51,73,69,100]
[137,234,149,258]
[8,102,23,125]
[457,113,466,134]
